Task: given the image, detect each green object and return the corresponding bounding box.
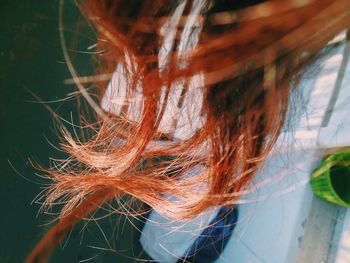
[311,148,350,208]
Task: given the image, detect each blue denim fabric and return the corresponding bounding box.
[179,206,239,263]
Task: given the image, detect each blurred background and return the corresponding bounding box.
[0,1,145,262]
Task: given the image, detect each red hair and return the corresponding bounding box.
[27,0,350,262]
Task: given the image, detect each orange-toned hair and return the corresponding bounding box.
[26,0,350,262]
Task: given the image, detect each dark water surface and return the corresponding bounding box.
[0,1,145,262]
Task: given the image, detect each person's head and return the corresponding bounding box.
[27,1,350,262]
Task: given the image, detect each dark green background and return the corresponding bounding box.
[0,1,146,262]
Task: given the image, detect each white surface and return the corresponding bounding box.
[318,38,350,148]
[217,34,350,263]
[335,212,350,263]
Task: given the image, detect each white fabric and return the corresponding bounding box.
[101,0,206,141]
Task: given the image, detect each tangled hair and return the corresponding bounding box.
[27,0,350,262]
